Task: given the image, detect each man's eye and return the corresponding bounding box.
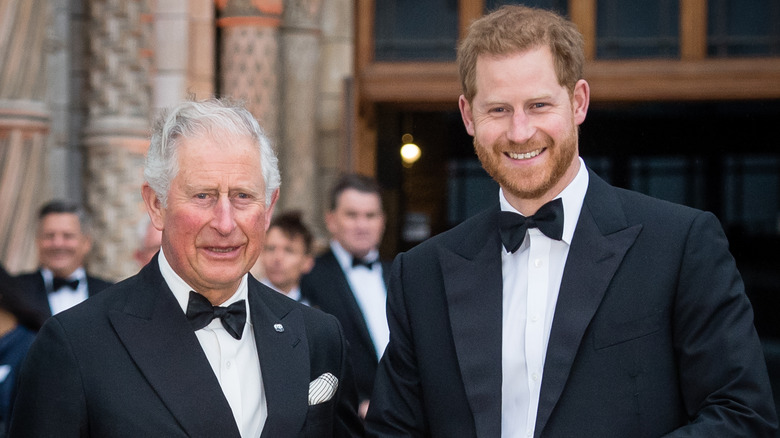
[195,193,208,199]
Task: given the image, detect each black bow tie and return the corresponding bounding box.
[186,291,247,340]
[499,198,564,254]
[52,277,80,291]
[352,257,376,270]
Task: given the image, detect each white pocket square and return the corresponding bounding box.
[308,372,338,405]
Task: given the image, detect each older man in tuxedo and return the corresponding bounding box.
[365,5,777,438]
[10,98,363,438]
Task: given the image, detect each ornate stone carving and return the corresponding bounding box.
[83,0,152,280]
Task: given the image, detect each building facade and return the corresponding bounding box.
[0,0,354,279]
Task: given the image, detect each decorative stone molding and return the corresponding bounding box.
[83,0,153,280]
[0,0,52,272]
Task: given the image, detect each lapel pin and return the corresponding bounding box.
[274,323,284,333]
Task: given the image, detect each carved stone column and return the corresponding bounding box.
[217,0,282,144]
[0,0,51,272]
[314,0,353,241]
[83,0,153,280]
[153,0,215,112]
[278,0,322,228]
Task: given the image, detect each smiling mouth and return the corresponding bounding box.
[208,247,238,253]
[507,148,544,160]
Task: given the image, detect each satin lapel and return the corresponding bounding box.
[442,207,504,438]
[323,252,376,352]
[250,280,310,438]
[108,262,241,438]
[32,271,53,317]
[534,172,642,437]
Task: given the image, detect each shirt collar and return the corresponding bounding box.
[41,266,86,284]
[157,247,249,320]
[259,279,302,301]
[499,157,589,245]
[330,240,379,271]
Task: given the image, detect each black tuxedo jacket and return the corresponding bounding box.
[9,257,363,437]
[300,249,391,402]
[14,269,112,319]
[365,169,777,437]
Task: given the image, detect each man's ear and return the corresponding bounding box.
[458,95,476,136]
[264,188,280,231]
[301,255,315,275]
[572,79,590,126]
[141,183,165,231]
[324,210,337,235]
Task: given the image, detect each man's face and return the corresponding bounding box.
[326,189,385,259]
[459,46,589,210]
[37,213,92,278]
[134,221,162,267]
[261,227,313,293]
[143,133,278,302]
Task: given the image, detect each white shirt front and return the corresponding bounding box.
[501,158,589,438]
[331,241,390,360]
[43,267,89,315]
[158,249,267,438]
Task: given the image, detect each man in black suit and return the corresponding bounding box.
[10,98,363,437]
[365,5,777,437]
[15,200,112,319]
[301,174,390,418]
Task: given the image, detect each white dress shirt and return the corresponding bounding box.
[43,267,89,315]
[501,158,589,438]
[331,241,390,359]
[158,249,267,438]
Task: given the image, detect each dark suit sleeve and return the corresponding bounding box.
[365,253,426,437]
[666,211,777,436]
[9,317,88,437]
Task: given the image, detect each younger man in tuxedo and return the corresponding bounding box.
[10,98,362,437]
[15,200,112,319]
[366,5,777,437]
[301,173,390,418]
[260,211,314,304]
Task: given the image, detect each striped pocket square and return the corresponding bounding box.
[308,372,339,405]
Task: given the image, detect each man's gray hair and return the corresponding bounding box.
[144,98,281,207]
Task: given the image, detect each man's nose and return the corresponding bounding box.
[211,196,237,235]
[506,111,535,144]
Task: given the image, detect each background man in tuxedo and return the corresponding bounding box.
[301,173,390,418]
[133,214,163,268]
[365,5,777,437]
[15,200,112,319]
[260,211,315,304]
[10,98,362,437]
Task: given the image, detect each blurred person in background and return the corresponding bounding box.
[0,264,43,436]
[301,173,391,418]
[133,214,163,268]
[260,211,314,305]
[15,200,112,318]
